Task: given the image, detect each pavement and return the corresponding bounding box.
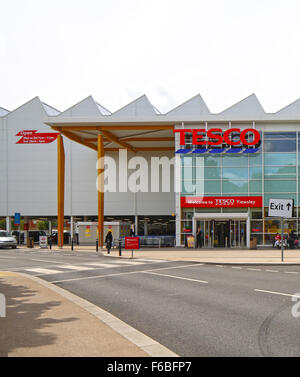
[1,244,300,357]
[47,244,300,265]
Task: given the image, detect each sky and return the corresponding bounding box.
[1,0,300,114]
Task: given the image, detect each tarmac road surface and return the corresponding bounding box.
[1,248,300,356]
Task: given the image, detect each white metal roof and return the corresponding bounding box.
[0,106,9,117]
[41,92,300,152]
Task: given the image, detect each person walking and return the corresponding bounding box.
[105,229,113,254]
[196,227,203,248]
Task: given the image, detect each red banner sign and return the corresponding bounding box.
[125,237,140,250]
[181,196,262,208]
[16,130,59,144]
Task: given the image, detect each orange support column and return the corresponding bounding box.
[57,134,65,249]
[97,134,104,247]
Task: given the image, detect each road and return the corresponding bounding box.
[1,248,300,356]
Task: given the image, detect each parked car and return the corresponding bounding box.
[49,231,71,244]
[11,230,47,244]
[0,231,17,249]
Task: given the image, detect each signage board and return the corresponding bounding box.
[174,128,261,154]
[39,235,48,249]
[181,196,262,208]
[16,130,59,144]
[268,199,294,218]
[125,237,139,250]
[14,213,21,226]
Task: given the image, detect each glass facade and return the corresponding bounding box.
[180,130,299,246]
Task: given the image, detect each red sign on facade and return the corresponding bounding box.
[16,130,59,144]
[125,237,140,250]
[181,196,263,208]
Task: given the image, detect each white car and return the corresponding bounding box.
[0,231,17,249]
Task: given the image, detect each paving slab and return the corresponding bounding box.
[0,271,165,357]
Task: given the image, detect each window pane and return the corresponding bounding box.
[264,139,296,152]
[195,166,204,179]
[264,180,296,192]
[182,167,193,180]
[249,167,262,179]
[264,166,296,176]
[181,181,195,194]
[201,181,221,194]
[181,156,193,166]
[203,155,222,167]
[264,193,296,206]
[251,220,263,232]
[249,153,262,166]
[264,132,296,139]
[222,167,248,180]
[204,167,221,179]
[222,155,248,167]
[249,180,262,193]
[222,180,248,193]
[264,153,296,166]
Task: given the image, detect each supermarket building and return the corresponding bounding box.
[1,93,300,248]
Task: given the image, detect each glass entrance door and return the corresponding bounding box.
[229,220,246,248]
[195,219,247,248]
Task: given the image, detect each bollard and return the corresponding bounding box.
[71,238,74,251]
[49,238,52,250]
[96,239,98,253]
[119,238,122,256]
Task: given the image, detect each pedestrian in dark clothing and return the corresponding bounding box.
[105,230,113,254]
[196,227,203,248]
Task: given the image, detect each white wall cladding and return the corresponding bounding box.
[0,116,7,216]
[3,92,300,219]
[0,96,175,218]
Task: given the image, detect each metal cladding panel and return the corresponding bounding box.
[0,117,7,215]
[6,98,59,216]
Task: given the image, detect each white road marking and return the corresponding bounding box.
[265,270,278,273]
[284,271,298,274]
[145,263,203,272]
[59,265,93,271]
[31,259,69,264]
[26,268,62,275]
[0,256,16,259]
[110,261,147,265]
[247,268,261,271]
[51,270,143,284]
[141,271,208,284]
[232,267,242,269]
[84,262,125,268]
[51,263,202,283]
[216,265,224,268]
[255,289,300,298]
[136,259,169,263]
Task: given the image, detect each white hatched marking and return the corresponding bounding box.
[109,261,145,265]
[84,262,123,268]
[59,265,93,271]
[26,268,61,275]
[137,259,168,263]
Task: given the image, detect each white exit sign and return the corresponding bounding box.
[268,199,294,218]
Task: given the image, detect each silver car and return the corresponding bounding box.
[0,231,17,249]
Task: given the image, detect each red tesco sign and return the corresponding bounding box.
[181,196,263,208]
[174,128,261,146]
[125,237,140,250]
